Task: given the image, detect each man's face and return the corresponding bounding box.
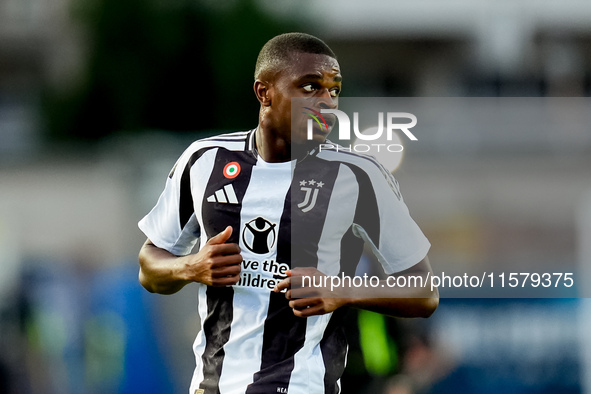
[267,52,342,146]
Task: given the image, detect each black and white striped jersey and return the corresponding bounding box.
[138,129,430,394]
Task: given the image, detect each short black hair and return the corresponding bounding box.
[254,32,336,80]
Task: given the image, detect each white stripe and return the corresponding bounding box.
[189,284,209,394]
[321,146,400,197]
[218,156,292,394]
[188,136,247,153]
[190,147,217,240]
[318,149,430,274]
[215,189,227,203]
[316,165,358,277]
[201,131,250,141]
[248,129,256,151]
[187,149,218,393]
[204,135,248,141]
[288,314,332,394]
[217,288,271,394]
[224,184,239,204]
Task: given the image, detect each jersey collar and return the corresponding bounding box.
[247,127,323,163]
[247,128,258,159]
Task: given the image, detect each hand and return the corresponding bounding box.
[273,267,349,318]
[183,226,242,286]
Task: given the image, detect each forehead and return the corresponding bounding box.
[280,52,341,81]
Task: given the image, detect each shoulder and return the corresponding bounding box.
[185,129,253,154]
[181,129,253,163]
[169,129,254,178]
[315,141,402,199]
[315,141,392,181]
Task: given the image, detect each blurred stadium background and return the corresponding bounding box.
[1,0,590,392]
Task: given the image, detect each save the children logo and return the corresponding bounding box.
[242,217,277,254]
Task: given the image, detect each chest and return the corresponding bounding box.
[195,152,360,259]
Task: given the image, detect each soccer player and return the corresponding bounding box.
[138,32,438,394]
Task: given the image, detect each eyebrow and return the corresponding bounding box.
[297,74,343,83]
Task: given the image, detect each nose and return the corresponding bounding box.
[317,89,337,109]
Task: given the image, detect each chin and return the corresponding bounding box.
[301,133,328,145]
[312,132,330,144]
[291,138,320,154]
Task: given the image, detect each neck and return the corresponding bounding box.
[255,126,291,162]
[255,126,313,163]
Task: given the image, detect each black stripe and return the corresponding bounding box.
[246,157,344,393]
[275,186,292,269]
[200,137,250,143]
[199,131,251,142]
[244,161,322,393]
[198,148,256,393]
[290,157,341,271]
[199,287,235,394]
[314,158,380,391]
[245,293,307,394]
[179,148,212,230]
[172,132,249,178]
[178,132,251,231]
[320,140,385,171]
[348,164,381,245]
[200,149,256,241]
[320,147,402,200]
[245,175,305,394]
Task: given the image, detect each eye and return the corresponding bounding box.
[302,84,315,92]
[330,88,340,97]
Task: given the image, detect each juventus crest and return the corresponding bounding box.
[297,179,324,212]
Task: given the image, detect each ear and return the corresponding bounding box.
[254,80,272,106]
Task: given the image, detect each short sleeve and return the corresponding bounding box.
[138,146,201,256]
[352,161,430,275]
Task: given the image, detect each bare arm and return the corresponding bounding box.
[138,226,243,294]
[274,256,438,318]
[341,257,438,317]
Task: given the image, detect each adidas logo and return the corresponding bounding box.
[207,184,239,204]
